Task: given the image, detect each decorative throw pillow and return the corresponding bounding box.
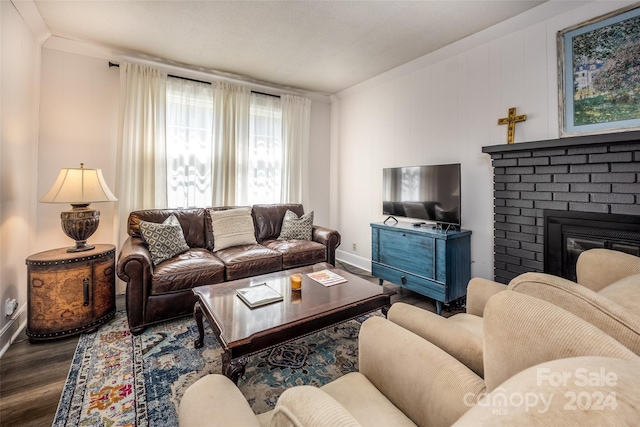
[139,214,190,266]
[209,207,258,252]
[277,210,314,241]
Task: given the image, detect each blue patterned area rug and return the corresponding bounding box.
[53,310,379,426]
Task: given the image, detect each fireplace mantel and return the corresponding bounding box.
[482,130,640,155]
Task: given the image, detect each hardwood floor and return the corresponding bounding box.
[0,264,461,427]
[0,333,78,427]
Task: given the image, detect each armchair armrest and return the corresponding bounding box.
[312,226,341,265]
[388,302,484,377]
[117,236,153,333]
[576,248,640,292]
[271,386,362,427]
[466,277,507,317]
[358,316,485,427]
[179,374,261,427]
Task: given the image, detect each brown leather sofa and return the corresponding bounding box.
[117,204,341,334]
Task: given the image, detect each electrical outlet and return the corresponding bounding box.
[5,298,18,317]
[352,243,357,251]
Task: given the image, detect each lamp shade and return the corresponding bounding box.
[40,164,117,204]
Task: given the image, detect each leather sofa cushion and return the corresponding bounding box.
[150,249,225,295]
[262,239,326,269]
[215,244,283,281]
[252,204,304,242]
[129,208,208,249]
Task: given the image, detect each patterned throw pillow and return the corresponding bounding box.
[277,210,314,241]
[139,214,190,265]
[209,207,258,252]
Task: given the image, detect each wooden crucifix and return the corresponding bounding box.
[498,107,526,144]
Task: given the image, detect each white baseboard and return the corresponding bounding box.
[0,304,27,358]
[335,250,371,272]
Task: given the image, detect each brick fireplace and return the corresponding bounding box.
[482,130,640,284]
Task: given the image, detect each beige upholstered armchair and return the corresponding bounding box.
[178,291,640,427]
[389,248,640,376]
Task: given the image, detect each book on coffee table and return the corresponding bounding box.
[306,269,347,287]
[236,283,283,308]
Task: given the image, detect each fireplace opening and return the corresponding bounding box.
[544,210,640,282]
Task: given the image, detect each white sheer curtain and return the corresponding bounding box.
[238,93,283,205]
[166,78,214,208]
[115,62,168,246]
[114,65,312,240]
[212,82,250,206]
[281,94,311,205]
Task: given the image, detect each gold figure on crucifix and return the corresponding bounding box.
[498,107,526,144]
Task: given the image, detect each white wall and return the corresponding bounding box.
[307,100,331,225]
[37,49,120,254]
[0,1,41,354]
[332,0,636,278]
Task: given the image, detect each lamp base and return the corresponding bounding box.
[67,242,96,253]
[61,204,100,253]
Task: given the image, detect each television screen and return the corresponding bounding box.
[382,163,461,226]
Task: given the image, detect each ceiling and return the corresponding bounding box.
[33,0,548,95]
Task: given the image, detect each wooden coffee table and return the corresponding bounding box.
[192,262,394,383]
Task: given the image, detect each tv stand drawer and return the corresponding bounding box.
[372,263,445,300]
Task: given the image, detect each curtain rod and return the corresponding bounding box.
[109,61,281,98]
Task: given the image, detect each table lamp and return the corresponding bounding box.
[40,163,118,252]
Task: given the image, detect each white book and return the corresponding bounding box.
[236,283,283,308]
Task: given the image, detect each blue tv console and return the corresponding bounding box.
[371,221,471,315]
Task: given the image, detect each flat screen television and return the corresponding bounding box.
[382,163,461,229]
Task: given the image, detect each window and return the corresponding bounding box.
[166,78,214,208]
[165,79,283,208]
[246,93,282,204]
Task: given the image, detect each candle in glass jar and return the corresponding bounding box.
[290,273,302,290]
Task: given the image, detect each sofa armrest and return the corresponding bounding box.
[466,277,507,317]
[576,248,640,292]
[358,316,485,427]
[312,226,341,265]
[271,386,362,427]
[117,236,153,279]
[117,236,153,333]
[388,302,484,377]
[179,374,261,427]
